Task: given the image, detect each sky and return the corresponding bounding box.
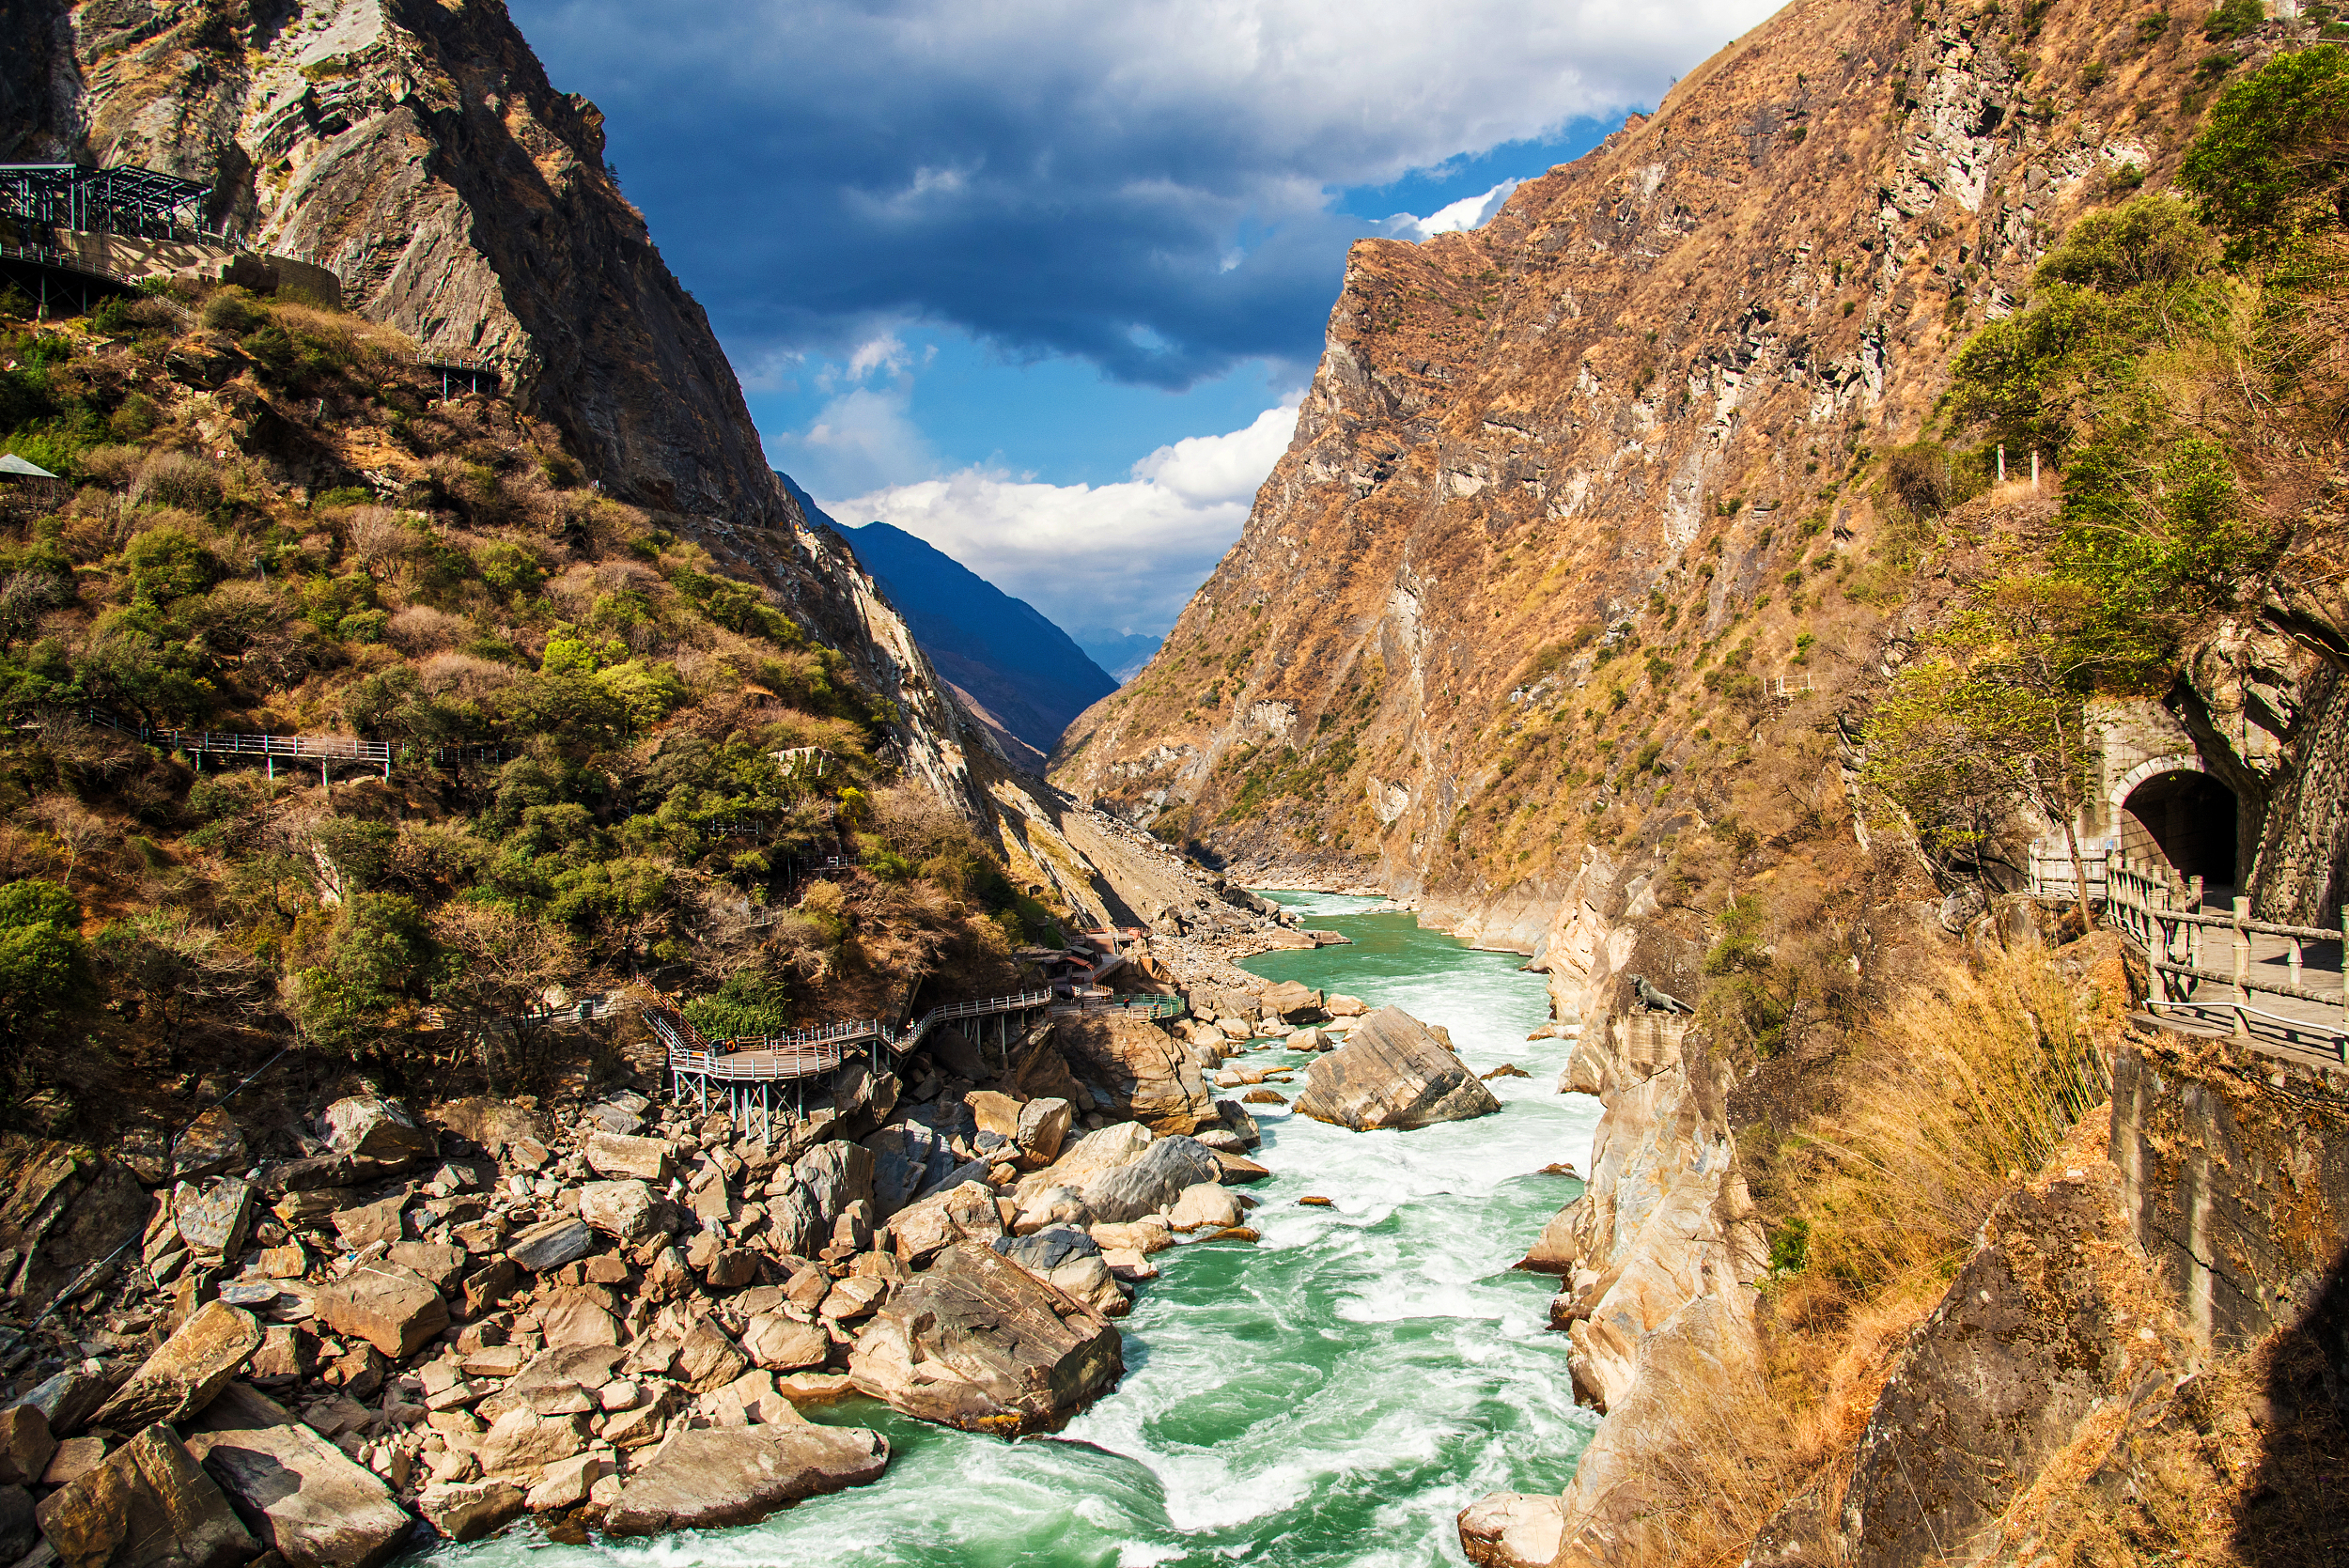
[506,0,1782,663]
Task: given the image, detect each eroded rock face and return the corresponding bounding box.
[1292,1008,1499,1131]
[34,1424,259,1568]
[92,1303,263,1433]
[1828,1165,2174,1567]
[1051,1015,1218,1135]
[601,1423,889,1535]
[186,1421,412,1568]
[1080,1137,1221,1226]
[1463,1006,1766,1566]
[848,1242,1124,1435]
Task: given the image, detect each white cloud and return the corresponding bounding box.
[790,384,938,495]
[514,0,1784,380]
[822,399,1302,639]
[1387,178,1522,241]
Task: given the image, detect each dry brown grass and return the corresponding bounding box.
[1782,938,2120,1295]
[1627,939,2138,1567]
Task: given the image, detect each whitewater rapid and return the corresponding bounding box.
[417,892,1601,1567]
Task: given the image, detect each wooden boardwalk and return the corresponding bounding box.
[643,989,1183,1139]
[2092,853,2347,1072]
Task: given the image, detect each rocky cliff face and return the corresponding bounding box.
[1,0,784,530]
[1051,0,2348,934]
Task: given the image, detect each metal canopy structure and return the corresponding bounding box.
[0,163,220,241]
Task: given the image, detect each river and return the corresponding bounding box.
[421,891,1600,1568]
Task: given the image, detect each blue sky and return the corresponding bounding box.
[506,0,1779,654]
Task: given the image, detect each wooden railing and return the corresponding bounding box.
[2026,846,2111,900]
[2103,851,2347,1051]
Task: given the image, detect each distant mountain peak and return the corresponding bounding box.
[776,474,1115,756]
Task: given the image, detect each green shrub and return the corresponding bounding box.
[199,288,267,335]
[121,525,221,605]
[2203,0,2264,39]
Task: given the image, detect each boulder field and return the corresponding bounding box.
[0,1002,1299,1565]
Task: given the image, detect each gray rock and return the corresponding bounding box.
[1293,1007,1501,1130]
[583,1132,672,1183]
[792,1142,874,1226]
[323,1099,436,1169]
[0,1482,32,1564]
[677,1320,749,1394]
[991,1226,1098,1275]
[1081,1136,1221,1224]
[9,1368,119,1438]
[172,1179,255,1259]
[0,1407,52,1488]
[314,1264,448,1359]
[861,1124,957,1216]
[1015,1097,1074,1166]
[506,1217,594,1272]
[601,1423,888,1535]
[1259,980,1325,1020]
[414,1479,524,1544]
[578,1180,656,1242]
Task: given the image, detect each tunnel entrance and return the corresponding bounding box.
[2119,768,2237,890]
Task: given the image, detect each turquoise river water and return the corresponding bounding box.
[424,891,1600,1568]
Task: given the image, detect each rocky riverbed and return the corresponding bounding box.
[1,937,1530,1568]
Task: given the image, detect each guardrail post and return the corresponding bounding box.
[2232,896,2252,1043]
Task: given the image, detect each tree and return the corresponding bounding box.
[0,877,84,1023]
[1863,575,2109,925]
[0,878,86,1116]
[291,892,434,1055]
[93,911,264,1062]
[2180,45,2349,249]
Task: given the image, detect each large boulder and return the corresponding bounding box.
[92,1303,262,1432]
[1015,1097,1073,1167]
[1292,1007,1500,1130]
[0,1407,53,1487]
[168,1110,248,1183]
[848,1242,1123,1435]
[861,1124,958,1216]
[578,1180,656,1242]
[314,1264,447,1359]
[792,1143,875,1227]
[889,1181,1004,1265]
[421,1098,546,1159]
[1457,1491,1568,1568]
[0,1139,148,1314]
[1081,1136,1221,1225]
[322,1099,436,1170]
[185,1421,411,1568]
[1013,1123,1153,1202]
[34,1424,259,1568]
[601,1423,888,1535]
[1050,1015,1218,1135]
[12,1368,121,1439]
[582,1132,672,1183]
[506,1218,595,1273]
[413,1480,524,1544]
[741,1314,830,1374]
[991,1228,1128,1318]
[1259,980,1325,1021]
